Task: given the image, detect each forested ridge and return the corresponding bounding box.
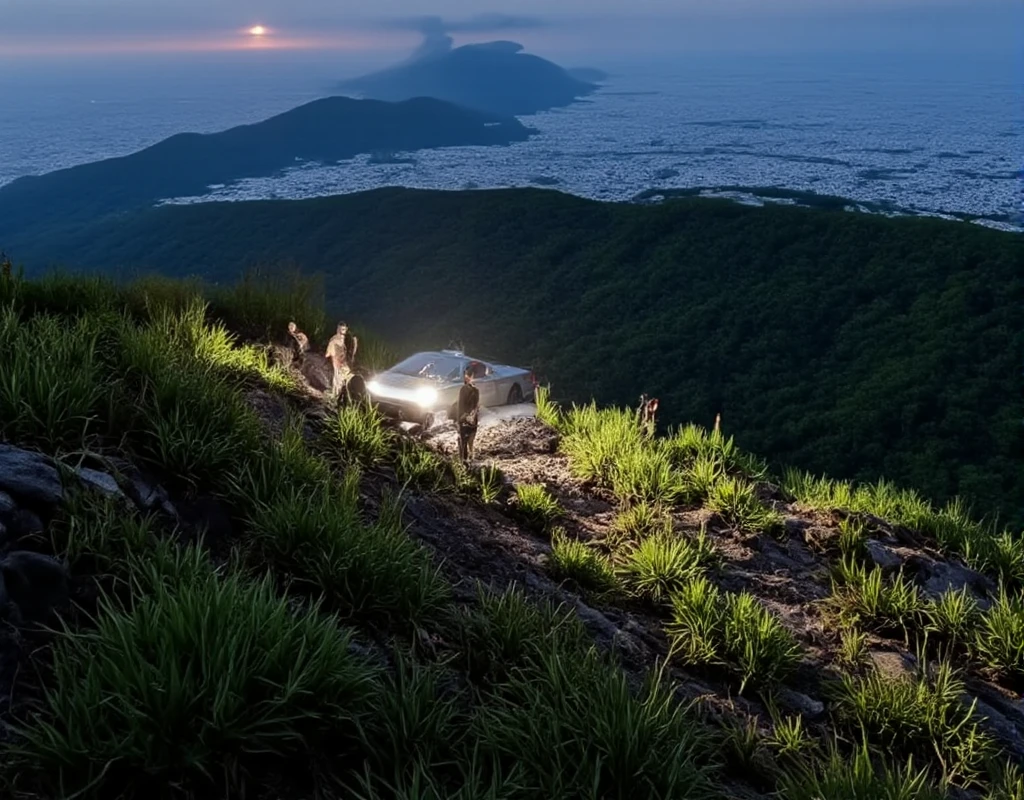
[11,187,1024,527]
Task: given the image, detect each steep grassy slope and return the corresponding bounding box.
[10,188,1023,529]
[1,270,1022,799]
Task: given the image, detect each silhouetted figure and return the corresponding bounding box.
[637,393,659,438]
[457,364,481,462]
[325,321,358,399]
[287,321,309,366]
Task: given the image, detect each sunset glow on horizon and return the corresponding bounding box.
[0,29,415,58]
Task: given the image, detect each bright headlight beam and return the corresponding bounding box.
[414,387,438,407]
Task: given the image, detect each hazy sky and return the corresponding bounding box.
[1,0,1019,59]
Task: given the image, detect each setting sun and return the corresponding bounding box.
[248,25,267,37]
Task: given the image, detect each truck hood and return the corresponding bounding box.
[366,371,454,406]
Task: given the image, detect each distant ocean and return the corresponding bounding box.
[1,52,1020,229]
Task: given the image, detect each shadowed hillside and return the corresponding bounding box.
[0,270,1021,799]
[10,187,1022,529]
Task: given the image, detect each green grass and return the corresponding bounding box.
[706,475,786,535]
[667,577,803,693]
[663,423,768,480]
[924,587,980,644]
[611,500,672,543]
[987,761,1024,800]
[454,584,592,685]
[558,403,685,505]
[778,741,946,800]
[534,384,562,429]
[473,645,720,799]
[5,544,380,798]
[475,464,506,504]
[828,658,993,787]
[4,268,1019,800]
[766,711,815,760]
[514,483,563,532]
[829,556,924,632]
[328,401,396,466]
[617,527,715,604]
[247,480,449,627]
[837,625,871,671]
[783,469,1023,587]
[0,307,119,452]
[48,491,160,579]
[396,441,452,491]
[838,516,870,560]
[972,587,1024,680]
[548,529,619,593]
[680,451,727,504]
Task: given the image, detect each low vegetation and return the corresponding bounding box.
[668,577,803,693]
[0,268,1020,799]
[548,529,619,594]
[514,483,563,532]
[17,187,1022,532]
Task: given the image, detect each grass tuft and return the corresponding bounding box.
[972,587,1024,680]
[514,483,563,532]
[328,401,396,466]
[924,587,980,644]
[707,476,786,535]
[5,547,379,798]
[618,527,715,604]
[830,556,923,632]
[667,577,802,693]
[548,529,619,593]
[474,646,720,799]
[829,657,993,787]
[247,479,449,626]
[612,500,672,543]
[778,740,946,800]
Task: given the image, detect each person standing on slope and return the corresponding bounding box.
[287,321,309,367]
[457,364,481,463]
[325,321,358,400]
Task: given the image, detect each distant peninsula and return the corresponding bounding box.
[0,96,532,239]
[336,41,599,117]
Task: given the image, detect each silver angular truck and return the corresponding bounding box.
[365,349,537,428]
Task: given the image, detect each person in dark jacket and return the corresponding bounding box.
[457,364,481,462]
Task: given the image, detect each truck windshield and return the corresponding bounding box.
[390,354,464,382]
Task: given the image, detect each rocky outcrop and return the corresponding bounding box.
[0,444,180,621]
[0,551,69,622]
[0,445,63,507]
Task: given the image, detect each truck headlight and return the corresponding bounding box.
[367,380,382,395]
[414,386,438,407]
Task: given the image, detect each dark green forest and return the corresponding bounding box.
[11,188,1024,528]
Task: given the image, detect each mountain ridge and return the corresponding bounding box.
[0,96,532,239]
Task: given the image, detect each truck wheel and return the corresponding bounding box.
[507,384,523,405]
